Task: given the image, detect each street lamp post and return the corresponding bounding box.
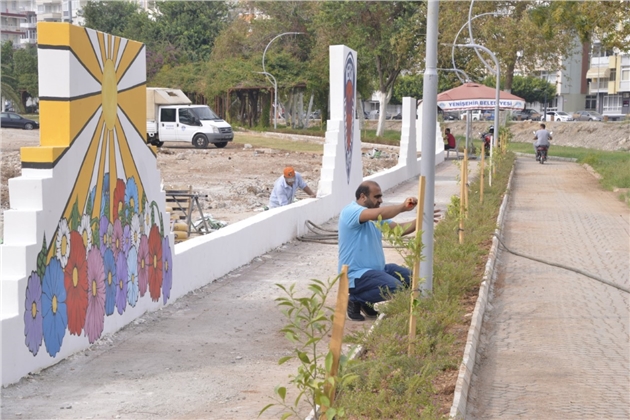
[455,43,500,186]
[261,32,303,129]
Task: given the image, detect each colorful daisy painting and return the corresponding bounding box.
[20,24,173,357]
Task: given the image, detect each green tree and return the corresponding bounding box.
[533,1,630,51]
[80,0,140,36]
[153,1,233,63]
[1,42,22,112]
[509,75,555,105]
[392,74,423,104]
[13,45,38,102]
[313,1,426,136]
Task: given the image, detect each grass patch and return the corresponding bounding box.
[508,142,630,193]
[334,153,516,418]
[22,114,39,122]
[232,132,324,153]
[238,124,403,147]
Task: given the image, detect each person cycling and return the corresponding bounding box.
[533,123,552,161]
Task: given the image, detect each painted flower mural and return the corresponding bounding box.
[41,258,68,357]
[22,26,174,358]
[24,272,43,356]
[64,231,88,336]
[85,247,105,344]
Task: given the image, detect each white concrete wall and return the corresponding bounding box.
[1,24,173,386]
[0,42,445,386]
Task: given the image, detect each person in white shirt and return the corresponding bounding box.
[268,166,316,209]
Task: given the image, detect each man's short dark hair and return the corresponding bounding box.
[445,128,451,133]
[540,123,546,129]
[355,181,378,200]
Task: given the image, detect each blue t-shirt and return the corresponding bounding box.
[338,201,386,288]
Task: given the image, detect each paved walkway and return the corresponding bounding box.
[0,159,469,420]
[466,157,630,419]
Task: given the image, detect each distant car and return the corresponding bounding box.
[0,112,39,130]
[545,111,574,122]
[442,111,459,121]
[573,110,603,121]
[460,110,482,121]
[392,112,402,120]
[511,109,541,121]
[483,110,495,121]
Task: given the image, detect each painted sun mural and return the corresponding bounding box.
[22,23,172,357]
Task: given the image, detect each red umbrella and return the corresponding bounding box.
[437,82,525,112]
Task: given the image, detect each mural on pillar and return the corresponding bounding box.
[343,52,356,184]
[22,24,173,358]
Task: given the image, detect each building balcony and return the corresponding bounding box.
[590,56,609,67]
[20,22,37,29]
[0,26,26,35]
[620,80,630,92]
[37,12,61,21]
[20,37,37,46]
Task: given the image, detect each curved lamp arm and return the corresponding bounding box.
[468,1,502,75]
[451,11,505,82]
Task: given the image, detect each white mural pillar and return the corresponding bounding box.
[318,45,363,208]
[398,97,419,178]
[416,100,445,162]
[1,22,173,386]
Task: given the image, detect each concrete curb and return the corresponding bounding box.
[449,162,516,419]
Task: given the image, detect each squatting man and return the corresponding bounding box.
[338,180,440,321]
[268,166,316,209]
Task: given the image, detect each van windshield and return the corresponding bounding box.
[191,106,220,120]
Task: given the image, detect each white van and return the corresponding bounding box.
[146,88,233,148]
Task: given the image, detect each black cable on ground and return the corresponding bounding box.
[493,233,630,295]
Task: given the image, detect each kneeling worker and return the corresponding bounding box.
[338,180,418,321]
[268,166,316,209]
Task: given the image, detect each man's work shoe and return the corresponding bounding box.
[361,303,379,319]
[347,301,365,321]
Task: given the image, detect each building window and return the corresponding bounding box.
[603,94,622,114]
[585,95,596,110]
[610,69,616,82]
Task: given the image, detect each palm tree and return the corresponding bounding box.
[1,64,25,113]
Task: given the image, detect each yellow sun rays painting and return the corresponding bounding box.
[21,23,173,359]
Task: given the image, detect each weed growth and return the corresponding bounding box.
[334,152,516,418]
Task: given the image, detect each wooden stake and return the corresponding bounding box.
[463,148,469,217]
[480,145,485,204]
[320,265,349,419]
[407,176,426,356]
[459,158,465,244]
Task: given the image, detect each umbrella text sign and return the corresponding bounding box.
[436,83,526,112]
[438,98,524,111]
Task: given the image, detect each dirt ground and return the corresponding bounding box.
[0,129,401,239]
[445,119,630,151]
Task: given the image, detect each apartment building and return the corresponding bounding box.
[1,0,36,46]
[587,41,630,119]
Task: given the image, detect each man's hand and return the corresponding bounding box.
[403,197,418,211]
[433,208,442,223]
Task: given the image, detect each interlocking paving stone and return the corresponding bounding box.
[467,158,630,419]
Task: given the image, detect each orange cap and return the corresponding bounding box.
[284,167,295,178]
